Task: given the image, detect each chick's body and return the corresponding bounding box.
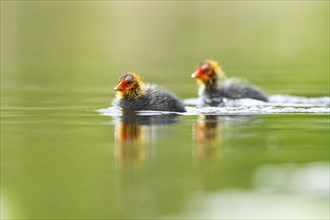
[192,60,268,105]
[200,78,268,104]
[113,73,186,112]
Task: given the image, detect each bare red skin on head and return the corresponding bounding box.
[192,62,213,80]
[114,74,135,92]
[114,81,127,91]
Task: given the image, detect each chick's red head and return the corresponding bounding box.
[191,60,223,82]
[114,73,136,92]
[114,73,143,99]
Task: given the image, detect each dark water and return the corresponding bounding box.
[1,1,329,219]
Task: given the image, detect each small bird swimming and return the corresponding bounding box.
[112,73,186,112]
[191,60,268,105]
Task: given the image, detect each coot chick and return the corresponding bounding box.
[191,60,268,105]
[112,73,186,112]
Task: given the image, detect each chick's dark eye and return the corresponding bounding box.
[126,80,133,85]
[201,63,211,72]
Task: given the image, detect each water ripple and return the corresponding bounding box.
[98,95,330,116]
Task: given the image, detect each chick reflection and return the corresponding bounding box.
[115,116,144,172]
[115,110,179,173]
[114,111,180,218]
[193,115,222,170]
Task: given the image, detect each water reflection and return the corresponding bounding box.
[192,115,258,175]
[114,114,144,173]
[114,110,180,173]
[113,110,180,217]
[193,115,222,170]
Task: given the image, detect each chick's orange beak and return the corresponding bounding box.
[114,80,126,92]
[191,68,203,79]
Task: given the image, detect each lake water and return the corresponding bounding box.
[1,1,329,219]
[2,94,329,219]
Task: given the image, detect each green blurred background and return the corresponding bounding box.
[1,1,329,219]
[2,1,329,109]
